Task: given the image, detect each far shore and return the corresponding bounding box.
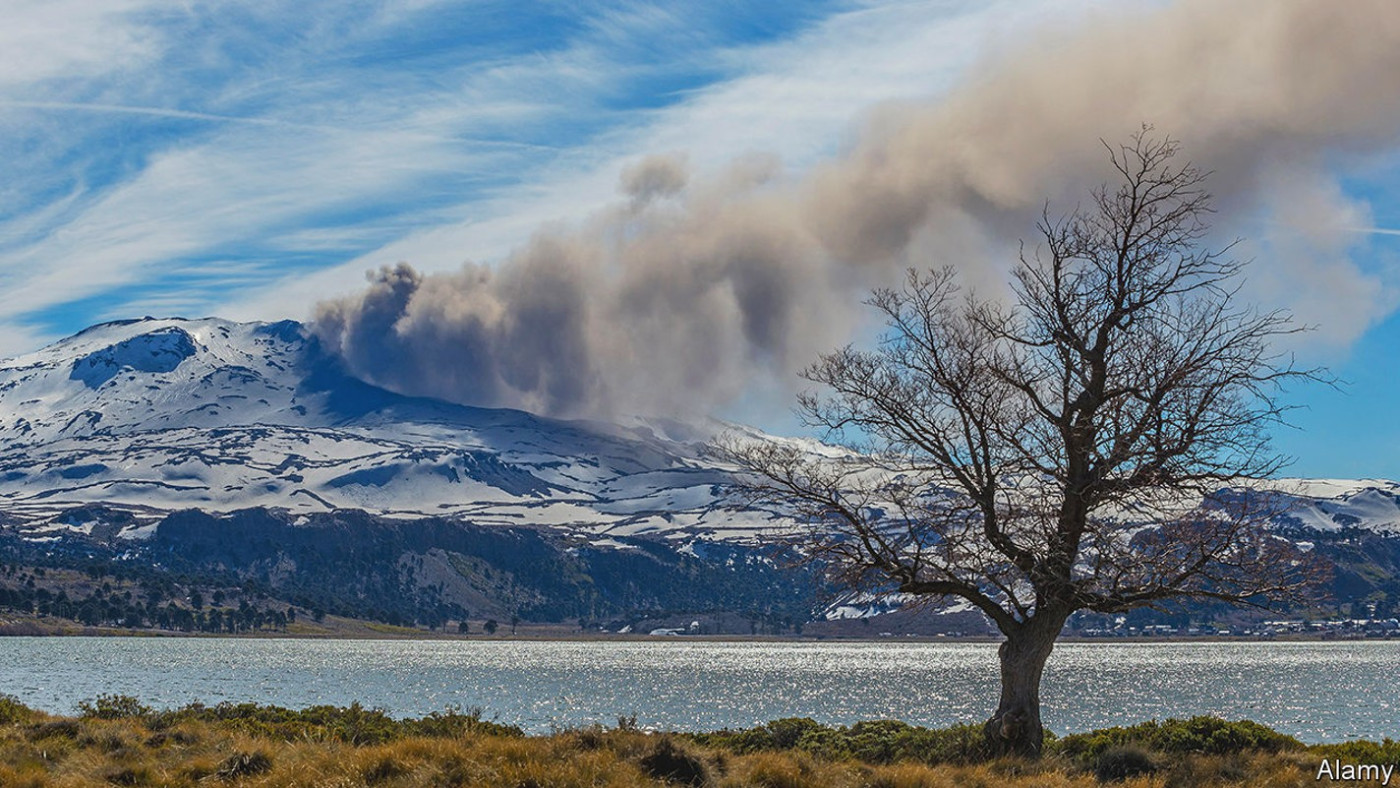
[2,612,1391,645]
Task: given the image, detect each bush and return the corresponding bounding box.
[692,718,987,766]
[847,720,988,765]
[0,694,35,725]
[639,736,713,786]
[402,706,523,739]
[767,718,825,750]
[1313,737,1400,766]
[150,700,524,745]
[28,719,82,741]
[1095,745,1158,782]
[1055,716,1301,760]
[77,694,151,720]
[844,720,912,762]
[691,718,828,757]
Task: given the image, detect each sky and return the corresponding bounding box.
[2,0,1400,479]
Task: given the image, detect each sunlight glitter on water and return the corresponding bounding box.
[2,638,1396,742]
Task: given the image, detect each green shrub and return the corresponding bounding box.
[1055,716,1301,761]
[843,720,914,763]
[153,700,523,745]
[402,706,523,739]
[904,722,989,765]
[0,694,35,725]
[692,718,987,766]
[77,694,151,720]
[1313,738,1400,766]
[692,718,826,755]
[766,718,826,750]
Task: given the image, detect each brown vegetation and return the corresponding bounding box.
[0,695,1391,787]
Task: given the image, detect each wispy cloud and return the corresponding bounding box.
[302,0,1400,424]
[6,0,1398,384]
[224,0,1081,321]
[0,100,330,129]
[4,0,869,350]
[0,99,557,152]
[0,0,161,87]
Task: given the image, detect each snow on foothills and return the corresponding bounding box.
[0,318,1394,547]
[0,317,783,545]
[1255,478,1400,533]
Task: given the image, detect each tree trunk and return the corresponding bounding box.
[983,609,1068,758]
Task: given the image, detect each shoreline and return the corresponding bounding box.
[1,621,1390,645]
[7,607,1395,644]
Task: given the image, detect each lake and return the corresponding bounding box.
[1,637,1395,742]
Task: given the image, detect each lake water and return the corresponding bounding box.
[1,637,1395,743]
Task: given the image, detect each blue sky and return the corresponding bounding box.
[2,0,1399,478]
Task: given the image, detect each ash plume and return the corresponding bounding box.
[315,0,1400,419]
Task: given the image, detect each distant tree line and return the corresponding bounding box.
[0,570,293,633]
[0,506,821,633]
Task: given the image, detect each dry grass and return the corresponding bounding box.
[0,699,1374,788]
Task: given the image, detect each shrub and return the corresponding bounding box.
[1095,745,1159,782]
[0,694,35,725]
[766,718,825,750]
[692,718,827,757]
[28,719,82,742]
[842,720,989,765]
[693,718,988,766]
[156,700,525,744]
[1055,716,1301,760]
[403,706,523,739]
[77,694,151,720]
[1313,738,1400,766]
[639,736,713,786]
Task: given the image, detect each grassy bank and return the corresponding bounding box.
[0,695,1394,787]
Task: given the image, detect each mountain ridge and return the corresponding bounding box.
[1,316,1398,633]
[2,316,1400,540]
[0,316,784,547]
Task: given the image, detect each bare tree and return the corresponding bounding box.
[719,130,1324,758]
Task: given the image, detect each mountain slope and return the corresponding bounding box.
[0,317,778,544]
[2,317,1400,632]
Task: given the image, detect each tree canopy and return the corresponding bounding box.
[721,129,1325,757]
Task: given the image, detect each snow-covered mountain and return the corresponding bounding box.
[3,316,1400,631]
[1,316,1398,545]
[0,317,779,544]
